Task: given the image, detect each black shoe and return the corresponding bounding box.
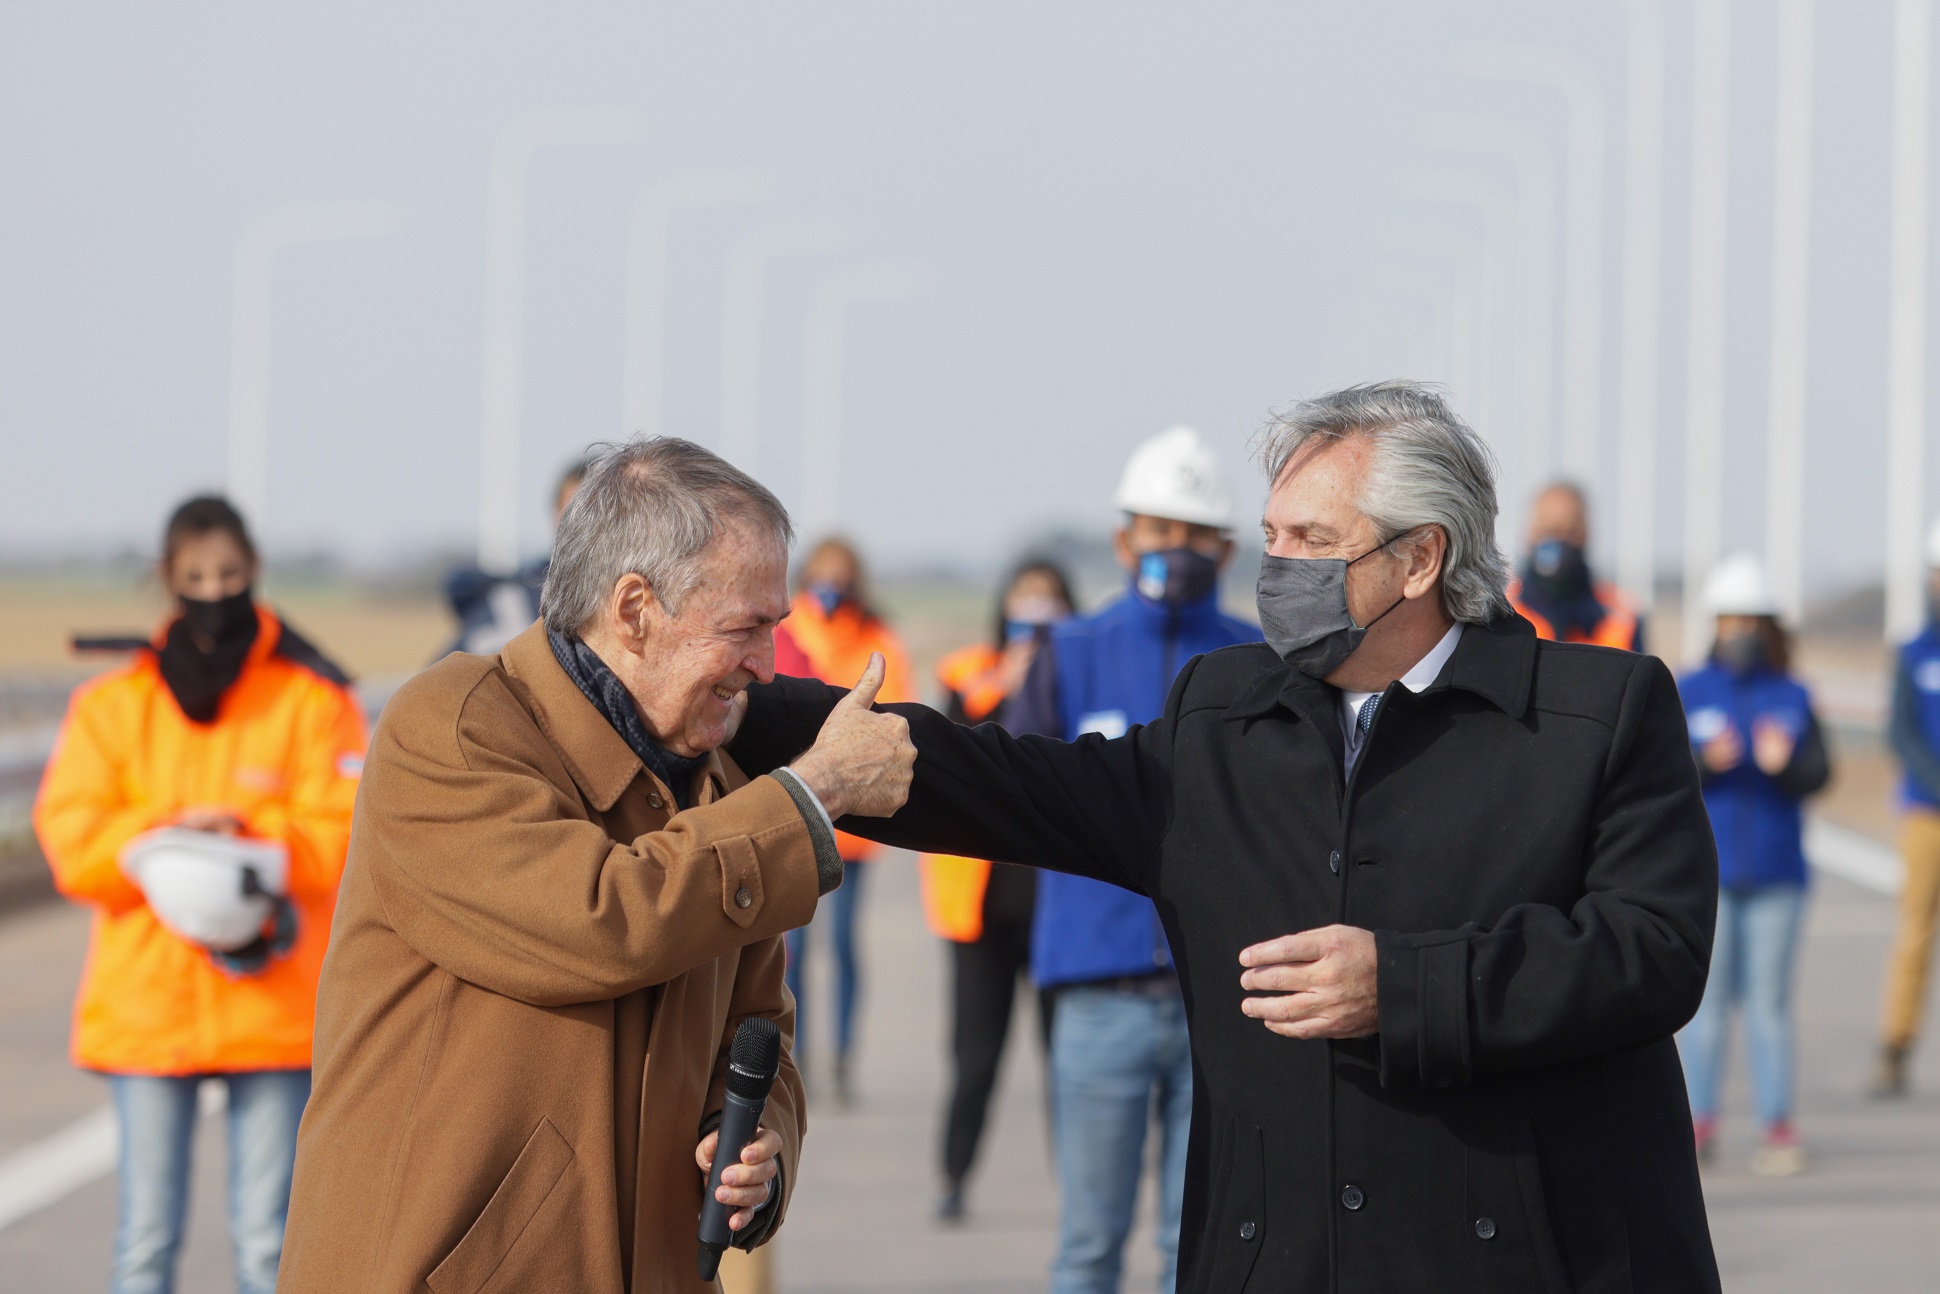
[1871,1043,1911,1098]
[833,1052,855,1109]
[936,1184,965,1225]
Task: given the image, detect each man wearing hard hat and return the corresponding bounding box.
[1002,426,1260,1294]
[1874,520,1940,1096]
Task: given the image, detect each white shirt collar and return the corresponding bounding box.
[1341,622,1465,760]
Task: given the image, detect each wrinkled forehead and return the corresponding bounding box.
[1263,436,1376,538]
[683,526,791,622]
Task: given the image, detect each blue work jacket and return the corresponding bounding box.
[1006,582,1259,988]
[1678,661,1829,890]
[1892,623,1940,811]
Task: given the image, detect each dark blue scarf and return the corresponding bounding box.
[549,630,706,809]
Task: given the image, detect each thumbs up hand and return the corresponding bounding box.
[788,653,916,819]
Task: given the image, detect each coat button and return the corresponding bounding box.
[647,791,665,809]
[1475,1217,1497,1240]
[735,887,752,909]
[1341,1185,1365,1211]
[1329,850,1341,875]
[1239,1220,1257,1241]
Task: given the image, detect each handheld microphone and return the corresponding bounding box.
[697,1017,782,1282]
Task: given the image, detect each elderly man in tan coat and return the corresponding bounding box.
[279,438,914,1293]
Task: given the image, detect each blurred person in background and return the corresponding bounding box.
[781,536,915,1103]
[1003,428,1258,1294]
[1676,553,1831,1177]
[33,496,366,1294]
[1508,480,1643,651]
[1873,518,1940,1096]
[921,558,1076,1224]
[443,455,590,656]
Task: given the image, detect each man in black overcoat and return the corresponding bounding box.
[735,382,1722,1293]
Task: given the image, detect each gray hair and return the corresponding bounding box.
[540,437,794,633]
[1254,381,1512,624]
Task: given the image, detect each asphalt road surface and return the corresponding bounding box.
[0,850,1935,1292]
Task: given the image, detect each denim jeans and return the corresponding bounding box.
[108,1069,311,1294]
[1678,884,1807,1127]
[785,857,869,1061]
[1049,982,1191,1294]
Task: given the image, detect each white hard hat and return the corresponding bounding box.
[119,829,289,951]
[1111,426,1235,529]
[1926,518,1940,569]
[1703,552,1781,618]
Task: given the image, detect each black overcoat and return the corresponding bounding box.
[735,615,1722,1293]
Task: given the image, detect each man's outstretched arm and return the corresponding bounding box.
[733,661,1186,897]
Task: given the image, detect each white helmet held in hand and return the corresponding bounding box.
[1703,552,1781,618]
[119,828,290,952]
[1111,426,1234,529]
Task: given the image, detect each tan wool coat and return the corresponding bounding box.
[279,624,825,1294]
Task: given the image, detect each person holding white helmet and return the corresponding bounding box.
[34,495,365,1294]
[1872,519,1940,1096]
[1000,425,1260,1293]
[1674,553,1831,1177]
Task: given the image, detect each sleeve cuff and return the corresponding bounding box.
[1375,933,1472,1092]
[768,768,844,896]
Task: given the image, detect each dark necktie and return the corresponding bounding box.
[1355,693,1382,742]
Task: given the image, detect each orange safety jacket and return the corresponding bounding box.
[920,643,1008,942]
[784,591,914,862]
[34,606,366,1075]
[1509,579,1641,651]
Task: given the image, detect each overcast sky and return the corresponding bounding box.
[0,2,1929,592]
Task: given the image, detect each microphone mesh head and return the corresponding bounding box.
[725,1017,782,1100]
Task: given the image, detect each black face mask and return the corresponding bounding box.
[1715,631,1767,676]
[1523,539,1592,602]
[1133,547,1221,609]
[158,589,259,724]
[1256,543,1405,680]
[179,588,259,643]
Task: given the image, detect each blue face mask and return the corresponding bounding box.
[1134,547,1220,608]
[807,581,850,618]
[1525,538,1592,601]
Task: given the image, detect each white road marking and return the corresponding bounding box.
[0,1080,225,1233]
[0,1106,113,1233]
[1806,817,1903,895]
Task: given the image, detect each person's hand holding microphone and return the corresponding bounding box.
[786,651,916,820]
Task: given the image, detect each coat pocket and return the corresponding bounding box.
[1193,1117,1267,1294]
[427,1117,576,1294]
[1465,1113,1572,1294]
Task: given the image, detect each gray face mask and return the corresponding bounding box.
[1256,543,1405,679]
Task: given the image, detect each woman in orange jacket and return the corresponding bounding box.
[34,497,365,1294]
[781,536,914,1104]
[922,559,1073,1222]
